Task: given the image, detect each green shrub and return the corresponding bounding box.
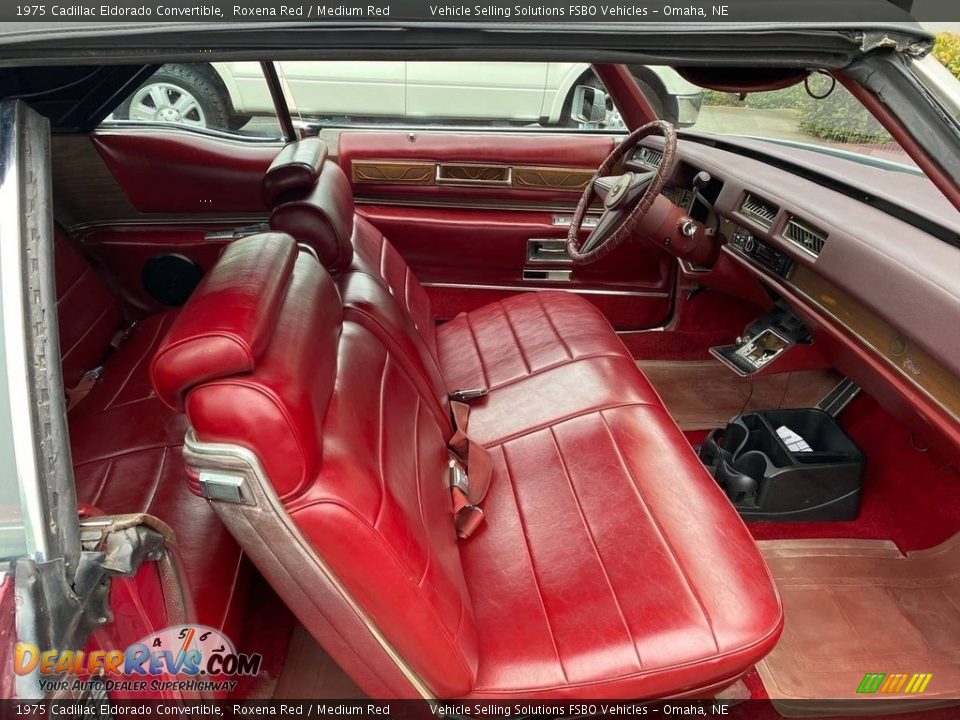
[702,78,892,144]
[798,85,892,144]
[934,33,960,79]
[702,84,806,111]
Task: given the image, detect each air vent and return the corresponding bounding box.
[740,194,778,230]
[634,147,663,168]
[784,217,827,256]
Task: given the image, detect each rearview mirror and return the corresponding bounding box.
[570,84,610,127]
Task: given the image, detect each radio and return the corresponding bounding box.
[727,224,793,279]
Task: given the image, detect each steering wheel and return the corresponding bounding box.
[566,120,679,264]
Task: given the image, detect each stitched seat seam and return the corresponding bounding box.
[499,444,570,684]
[60,302,115,363]
[481,351,635,394]
[102,313,171,410]
[598,410,720,655]
[85,457,114,506]
[373,352,390,527]
[498,300,532,374]
[535,293,572,360]
[482,401,658,449]
[548,426,643,672]
[461,314,490,390]
[413,397,434,588]
[142,446,168,515]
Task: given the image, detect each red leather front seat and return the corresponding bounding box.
[151,232,783,699]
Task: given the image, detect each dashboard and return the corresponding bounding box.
[627,136,960,452]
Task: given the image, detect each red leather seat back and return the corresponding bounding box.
[54,227,122,387]
[270,158,357,274]
[265,140,439,362]
[151,232,480,697]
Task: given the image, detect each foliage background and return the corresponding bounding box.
[698,33,960,145]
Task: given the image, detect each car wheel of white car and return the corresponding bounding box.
[115,65,230,131]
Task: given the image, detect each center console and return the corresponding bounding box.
[699,409,865,521]
[710,304,811,376]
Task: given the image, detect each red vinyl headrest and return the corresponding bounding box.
[150,232,298,411]
[270,160,356,274]
[262,138,329,207]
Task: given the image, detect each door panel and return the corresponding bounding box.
[339,130,675,330]
[92,129,280,214]
[53,129,277,313]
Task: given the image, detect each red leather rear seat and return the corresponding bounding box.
[54,227,245,631]
[152,232,783,699]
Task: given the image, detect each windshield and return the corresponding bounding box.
[684,75,917,171]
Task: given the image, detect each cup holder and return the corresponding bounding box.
[699,409,865,521]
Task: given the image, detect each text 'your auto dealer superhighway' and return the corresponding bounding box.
[37,4,723,19]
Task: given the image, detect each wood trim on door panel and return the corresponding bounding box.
[791,264,960,421]
[350,158,595,193]
[513,165,593,192]
[352,160,434,185]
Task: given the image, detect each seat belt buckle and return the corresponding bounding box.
[448,457,470,497]
[450,387,488,403]
[65,366,104,412]
[110,321,137,351]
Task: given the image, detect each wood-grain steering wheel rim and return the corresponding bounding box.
[566,120,678,264]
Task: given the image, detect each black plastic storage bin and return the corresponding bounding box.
[698,408,865,521]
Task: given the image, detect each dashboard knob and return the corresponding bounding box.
[743,236,757,253]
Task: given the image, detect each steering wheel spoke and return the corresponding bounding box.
[581,208,627,255]
[566,121,677,264]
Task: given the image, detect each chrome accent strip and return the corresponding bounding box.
[421,281,669,298]
[521,268,572,283]
[782,217,827,259]
[553,214,599,228]
[435,162,513,187]
[182,430,435,701]
[95,125,286,146]
[818,378,862,417]
[65,215,271,233]
[354,196,602,215]
[527,238,572,264]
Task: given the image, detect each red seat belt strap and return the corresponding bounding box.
[448,400,493,539]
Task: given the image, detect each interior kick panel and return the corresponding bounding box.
[77,224,238,314]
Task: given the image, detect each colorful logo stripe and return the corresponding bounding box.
[857,673,933,694]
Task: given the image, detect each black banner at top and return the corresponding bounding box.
[2,0,960,23]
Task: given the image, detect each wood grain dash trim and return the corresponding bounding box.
[791,264,960,420]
